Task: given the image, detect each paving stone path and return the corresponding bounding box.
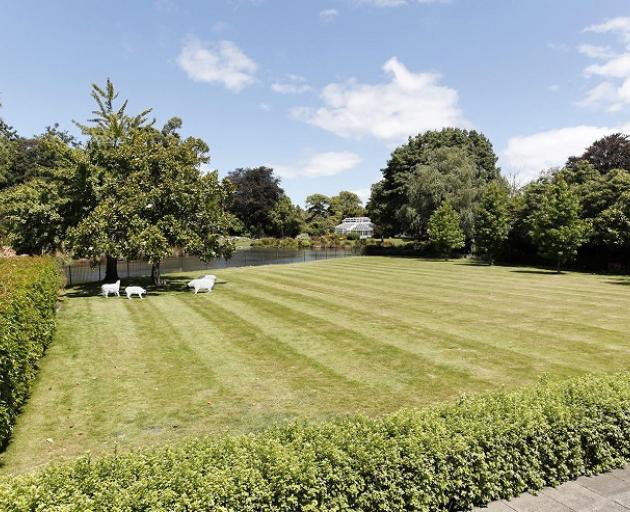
[473,465,630,512]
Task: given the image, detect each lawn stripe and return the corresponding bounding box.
[265,264,630,344]
[258,267,630,360]
[180,294,380,414]
[226,271,604,380]
[213,278,491,403]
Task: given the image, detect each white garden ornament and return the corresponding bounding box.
[125,286,146,299]
[101,280,120,297]
[187,275,216,294]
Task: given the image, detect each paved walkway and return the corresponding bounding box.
[473,465,630,512]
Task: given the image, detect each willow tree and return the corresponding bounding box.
[69,80,234,284]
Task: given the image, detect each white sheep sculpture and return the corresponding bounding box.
[187,275,216,294]
[101,280,120,297]
[125,286,146,300]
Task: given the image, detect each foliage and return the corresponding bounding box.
[367,128,500,236]
[304,191,365,236]
[474,182,512,264]
[295,233,311,248]
[0,131,83,253]
[304,193,335,236]
[0,257,60,449]
[268,195,304,238]
[405,146,491,239]
[251,237,300,248]
[567,133,630,174]
[227,166,284,237]
[527,178,589,272]
[329,191,364,220]
[4,372,630,511]
[593,191,630,250]
[427,202,465,260]
[68,81,234,283]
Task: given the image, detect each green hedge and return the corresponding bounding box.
[2,373,630,511]
[0,257,60,449]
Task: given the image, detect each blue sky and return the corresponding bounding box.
[1,0,630,205]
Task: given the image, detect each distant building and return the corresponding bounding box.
[334,217,375,238]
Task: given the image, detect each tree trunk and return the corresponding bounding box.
[556,257,562,274]
[152,262,163,287]
[104,255,119,282]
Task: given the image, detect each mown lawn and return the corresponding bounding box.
[3,256,630,474]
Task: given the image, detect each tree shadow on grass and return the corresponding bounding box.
[63,274,227,299]
[606,280,630,286]
[510,269,561,275]
[456,261,490,267]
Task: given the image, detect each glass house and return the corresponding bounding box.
[334,217,375,238]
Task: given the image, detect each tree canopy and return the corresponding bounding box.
[566,133,630,175]
[427,201,465,260]
[0,81,234,284]
[68,81,234,283]
[226,166,284,238]
[527,178,589,272]
[367,128,501,237]
[473,182,511,264]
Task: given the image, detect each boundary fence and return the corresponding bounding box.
[63,247,359,286]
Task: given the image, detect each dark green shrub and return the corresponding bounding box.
[3,373,630,510]
[364,240,422,256]
[0,257,61,449]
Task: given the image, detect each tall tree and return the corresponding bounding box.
[427,201,465,260]
[68,80,234,284]
[226,166,283,238]
[528,179,589,272]
[367,128,500,236]
[304,194,335,235]
[69,79,154,280]
[404,146,487,240]
[474,182,512,264]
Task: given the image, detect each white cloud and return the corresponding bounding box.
[258,102,272,111]
[177,37,257,92]
[319,8,339,22]
[503,123,630,182]
[577,82,623,111]
[578,17,630,111]
[585,17,630,42]
[585,54,630,78]
[578,44,615,60]
[292,57,469,142]
[273,151,362,179]
[548,84,560,92]
[271,75,313,95]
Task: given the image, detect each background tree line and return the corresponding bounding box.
[4,84,630,276]
[225,165,364,238]
[367,128,630,271]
